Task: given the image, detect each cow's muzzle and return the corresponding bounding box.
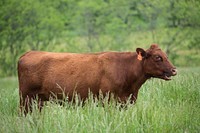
[163,68,177,80]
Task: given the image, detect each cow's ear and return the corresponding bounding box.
[136,48,146,61]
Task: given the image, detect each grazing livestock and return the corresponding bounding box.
[18,44,177,113]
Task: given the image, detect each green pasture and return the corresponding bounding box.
[0,67,199,133]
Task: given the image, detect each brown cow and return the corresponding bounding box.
[18,44,177,113]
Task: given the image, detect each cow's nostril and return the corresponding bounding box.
[171,69,177,75]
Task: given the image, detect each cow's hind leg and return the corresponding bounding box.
[20,94,46,115]
[20,95,33,115]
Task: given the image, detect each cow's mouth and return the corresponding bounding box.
[148,69,177,80]
[161,72,175,80]
[148,73,172,80]
[163,73,172,80]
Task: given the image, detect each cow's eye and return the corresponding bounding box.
[155,56,163,61]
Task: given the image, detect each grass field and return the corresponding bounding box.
[0,68,199,133]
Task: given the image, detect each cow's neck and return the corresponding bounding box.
[128,53,148,96]
[131,53,147,79]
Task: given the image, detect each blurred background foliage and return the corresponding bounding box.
[0,0,200,77]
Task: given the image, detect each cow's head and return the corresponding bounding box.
[136,44,177,80]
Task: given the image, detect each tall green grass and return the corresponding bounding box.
[0,68,199,133]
